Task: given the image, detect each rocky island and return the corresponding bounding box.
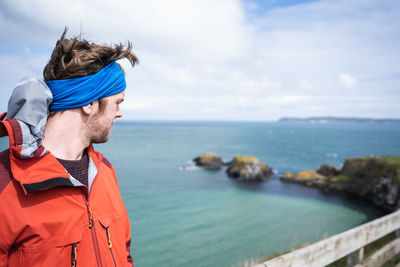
[226,155,273,182]
[193,152,225,170]
[281,156,400,211]
[193,153,273,181]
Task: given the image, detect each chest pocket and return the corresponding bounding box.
[8,227,84,267]
[96,212,129,267]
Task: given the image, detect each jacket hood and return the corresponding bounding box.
[5,77,52,158]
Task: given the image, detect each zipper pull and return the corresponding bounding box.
[106,227,112,248]
[80,191,93,229]
[88,205,93,229]
[71,243,77,267]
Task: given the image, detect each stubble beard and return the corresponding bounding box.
[88,120,110,144]
[85,116,111,145]
[84,99,113,144]
[90,129,110,144]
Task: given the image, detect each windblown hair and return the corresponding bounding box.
[43,27,138,81]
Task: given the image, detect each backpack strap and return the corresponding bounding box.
[0,112,8,138]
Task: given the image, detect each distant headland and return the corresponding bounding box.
[278,116,400,123]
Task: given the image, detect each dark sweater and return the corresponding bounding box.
[57,151,89,187]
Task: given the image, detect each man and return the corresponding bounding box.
[0,29,138,266]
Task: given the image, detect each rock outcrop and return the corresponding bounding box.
[281,170,327,187]
[341,157,400,180]
[316,164,340,177]
[193,152,225,170]
[226,155,273,182]
[280,156,400,211]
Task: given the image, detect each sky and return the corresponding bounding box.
[0,0,399,121]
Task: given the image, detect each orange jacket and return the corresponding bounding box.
[0,114,134,267]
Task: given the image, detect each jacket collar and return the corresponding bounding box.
[1,115,101,195]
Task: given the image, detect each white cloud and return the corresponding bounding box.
[0,0,399,120]
[300,80,313,90]
[122,97,159,111]
[338,73,357,89]
[0,0,250,62]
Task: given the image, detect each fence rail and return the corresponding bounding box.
[255,210,400,267]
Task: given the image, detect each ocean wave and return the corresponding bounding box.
[179,161,200,171]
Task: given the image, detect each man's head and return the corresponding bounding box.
[43,28,138,144]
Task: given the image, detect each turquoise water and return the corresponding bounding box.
[1,121,400,266]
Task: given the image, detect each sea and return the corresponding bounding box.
[1,121,400,267]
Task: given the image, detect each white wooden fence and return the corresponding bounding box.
[255,210,400,267]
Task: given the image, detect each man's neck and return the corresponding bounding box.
[42,110,90,160]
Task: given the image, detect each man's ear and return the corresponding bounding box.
[81,101,97,115]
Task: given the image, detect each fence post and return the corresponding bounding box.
[347,247,363,267]
[396,229,400,263]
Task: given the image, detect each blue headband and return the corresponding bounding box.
[46,61,126,111]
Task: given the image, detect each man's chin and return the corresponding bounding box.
[91,135,110,144]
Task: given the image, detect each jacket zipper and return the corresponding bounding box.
[71,243,77,267]
[81,192,103,267]
[106,226,117,267]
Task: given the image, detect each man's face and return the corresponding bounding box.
[86,90,125,144]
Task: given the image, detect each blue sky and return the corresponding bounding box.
[0,0,399,120]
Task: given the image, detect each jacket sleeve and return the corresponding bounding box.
[126,219,134,266]
[0,153,18,267]
[0,182,22,267]
[0,252,7,267]
[119,176,134,266]
[119,181,134,266]
[0,183,22,267]
[108,162,134,266]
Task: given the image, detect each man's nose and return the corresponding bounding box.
[116,107,123,118]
